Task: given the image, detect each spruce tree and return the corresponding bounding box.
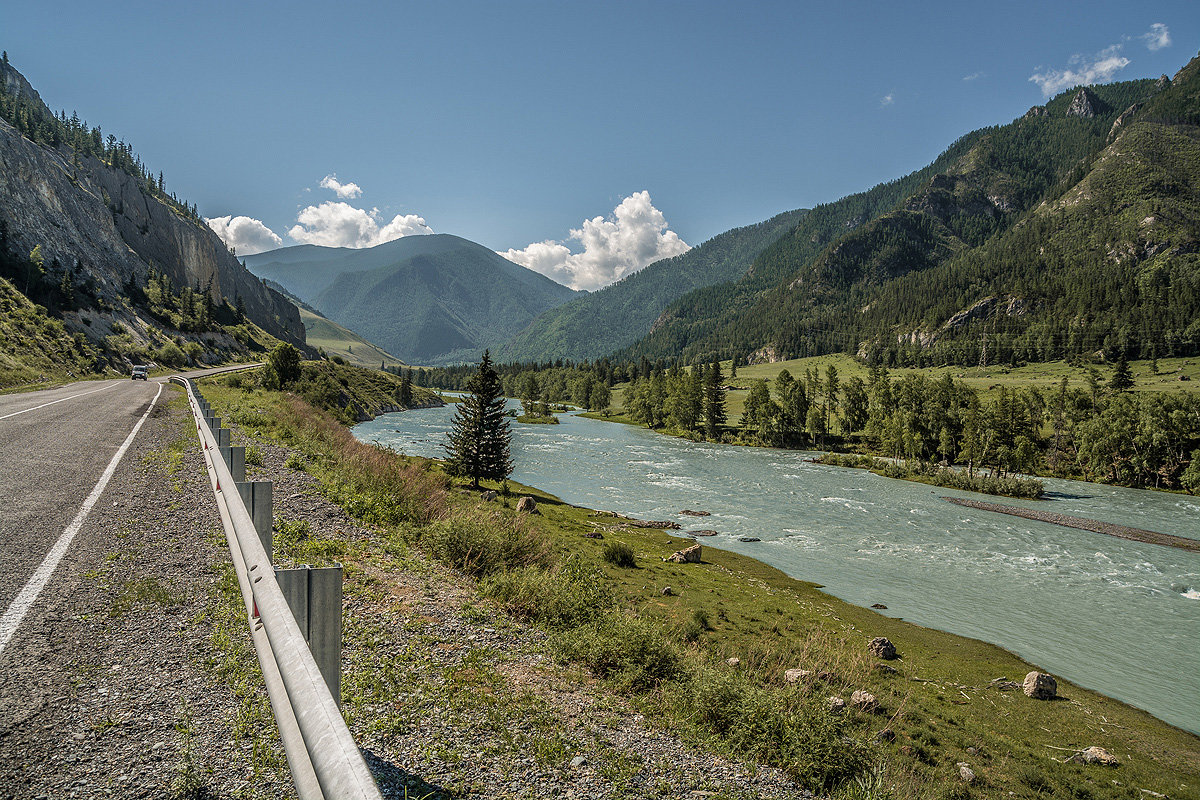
[1111,358,1134,391]
[445,351,512,488]
[398,371,413,408]
[703,359,726,439]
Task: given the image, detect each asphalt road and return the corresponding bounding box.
[0,365,258,632]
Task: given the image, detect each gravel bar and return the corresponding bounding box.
[941,496,1200,552]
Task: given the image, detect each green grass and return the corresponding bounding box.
[199,378,1200,800]
[299,306,406,369]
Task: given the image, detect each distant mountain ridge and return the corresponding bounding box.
[245,234,581,365]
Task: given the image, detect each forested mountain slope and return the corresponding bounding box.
[496,208,808,362]
[620,63,1189,367]
[249,234,581,365]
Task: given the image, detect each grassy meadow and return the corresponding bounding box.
[198,373,1200,800]
[299,307,407,369]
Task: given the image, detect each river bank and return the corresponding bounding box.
[358,401,1200,737]
[199,376,1200,798]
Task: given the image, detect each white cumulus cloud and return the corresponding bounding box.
[288,201,433,248]
[205,215,283,255]
[1142,23,1171,51]
[499,191,690,291]
[1029,44,1131,96]
[880,93,895,107]
[319,174,363,199]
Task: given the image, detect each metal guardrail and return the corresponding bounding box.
[171,376,382,800]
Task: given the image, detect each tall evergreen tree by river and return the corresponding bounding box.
[444,351,513,488]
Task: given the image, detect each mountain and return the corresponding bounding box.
[0,58,305,384]
[619,58,1198,367]
[245,234,581,365]
[263,278,407,369]
[495,209,808,363]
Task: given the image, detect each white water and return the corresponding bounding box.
[355,403,1200,734]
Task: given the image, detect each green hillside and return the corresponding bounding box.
[496,209,808,363]
[247,234,581,366]
[619,69,1185,366]
[298,306,405,369]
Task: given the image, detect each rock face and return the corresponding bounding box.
[1066,87,1101,118]
[1023,671,1057,700]
[868,637,897,660]
[666,543,702,563]
[1108,103,1145,143]
[0,61,304,348]
[1023,105,1049,119]
[515,496,539,514]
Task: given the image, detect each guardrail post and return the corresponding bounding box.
[220,445,246,482]
[236,480,273,561]
[207,416,222,431]
[276,565,343,706]
[216,427,231,449]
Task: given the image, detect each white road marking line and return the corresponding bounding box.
[0,382,164,656]
[0,382,120,421]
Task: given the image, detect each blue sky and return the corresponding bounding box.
[4,1,1196,289]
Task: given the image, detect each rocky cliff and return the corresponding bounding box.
[0,61,303,347]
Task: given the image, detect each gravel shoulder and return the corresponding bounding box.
[0,389,289,800]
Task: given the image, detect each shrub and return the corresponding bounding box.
[555,613,682,691]
[245,446,264,466]
[482,557,613,629]
[602,540,637,568]
[420,513,551,578]
[670,665,869,791]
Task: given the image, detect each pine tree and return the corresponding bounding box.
[1111,358,1134,391]
[703,359,726,439]
[445,351,512,489]
[398,371,413,408]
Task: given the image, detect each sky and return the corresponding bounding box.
[4,1,1197,290]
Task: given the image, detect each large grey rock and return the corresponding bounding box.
[666,543,702,563]
[1067,746,1120,767]
[868,637,897,660]
[516,496,539,514]
[850,690,878,712]
[1023,671,1057,700]
[784,668,813,684]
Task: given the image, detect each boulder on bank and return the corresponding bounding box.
[680,509,711,517]
[666,543,702,563]
[1067,746,1120,767]
[516,496,539,514]
[868,637,897,660]
[1023,671,1057,700]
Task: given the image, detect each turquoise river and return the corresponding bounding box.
[354,401,1200,734]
